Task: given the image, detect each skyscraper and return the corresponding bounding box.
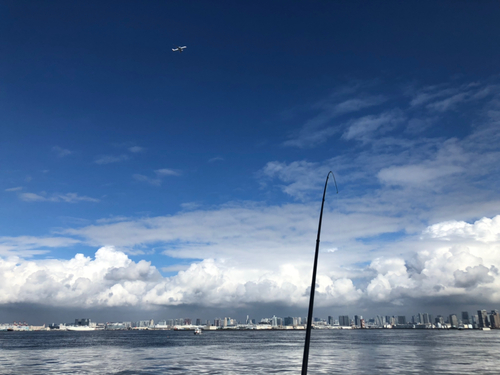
[354,315,362,327]
[449,314,458,328]
[339,315,350,327]
[490,310,500,329]
[478,310,490,328]
[461,311,469,325]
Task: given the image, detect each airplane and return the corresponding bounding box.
[172,46,187,53]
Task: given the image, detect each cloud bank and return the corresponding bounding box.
[1,216,500,310]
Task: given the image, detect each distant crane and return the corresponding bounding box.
[172,46,187,53]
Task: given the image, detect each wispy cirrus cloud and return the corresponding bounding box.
[5,187,23,192]
[0,235,80,257]
[94,154,130,164]
[208,156,224,163]
[341,109,406,142]
[410,82,499,112]
[133,168,180,186]
[128,146,145,153]
[283,88,387,148]
[18,192,99,203]
[52,146,72,157]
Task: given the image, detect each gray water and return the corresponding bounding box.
[1,329,499,374]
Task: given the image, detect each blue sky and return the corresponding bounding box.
[2,1,500,323]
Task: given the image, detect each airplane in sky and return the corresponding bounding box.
[172,46,187,53]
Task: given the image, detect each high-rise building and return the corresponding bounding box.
[461,311,470,325]
[354,315,362,327]
[284,317,294,326]
[449,314,458,328]
[339,315,350,327]
[397,316,406,325]
[195,319,201,326]
[478,310,490,328]
[490,310,500,329]
[328,316,334,325]
[422,313,430,324]
[75,318,90,326]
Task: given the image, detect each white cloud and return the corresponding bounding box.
[341,110,405,142]
[52,146,72,157]
[18,192,99,203]
[133,169,180,186]
[2,215,500,309]
[5,187,23,192]
[283,89,386,148]
[128,146,145,153]
[94,155,129,164]
[133,174,161,186]
[0,235,80,257]
[208,156,224,163]
[155,168,180,176]
[423,216,500,243]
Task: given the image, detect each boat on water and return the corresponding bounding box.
[66,326,96,331]
[194,328,202,335]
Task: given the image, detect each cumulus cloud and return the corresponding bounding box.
[423,216,500,243]
[2,215,500,310]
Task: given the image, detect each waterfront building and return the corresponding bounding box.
[490,310,500,329]
[134,320,153,328]
[461,311,469,325]
[449,314,458,328]
[195,319,201,326]
[478,310,490,328]
[354,315,362,327]
[339,315,350,327]
[398,316,406,325]
[374,315,385,327]
[422,313,430,324]
[284,317,294,326]
[271,315,279,327]
[184,318,192,325]
[435,316,444,325]
[328,316,334,326]
[75,319,90,326]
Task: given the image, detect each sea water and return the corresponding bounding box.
[1,329,499,374]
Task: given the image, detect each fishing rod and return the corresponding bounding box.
[301,171,338,375]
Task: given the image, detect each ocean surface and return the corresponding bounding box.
[1,329,499,374]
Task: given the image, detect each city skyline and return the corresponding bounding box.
[2,1,500,323]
